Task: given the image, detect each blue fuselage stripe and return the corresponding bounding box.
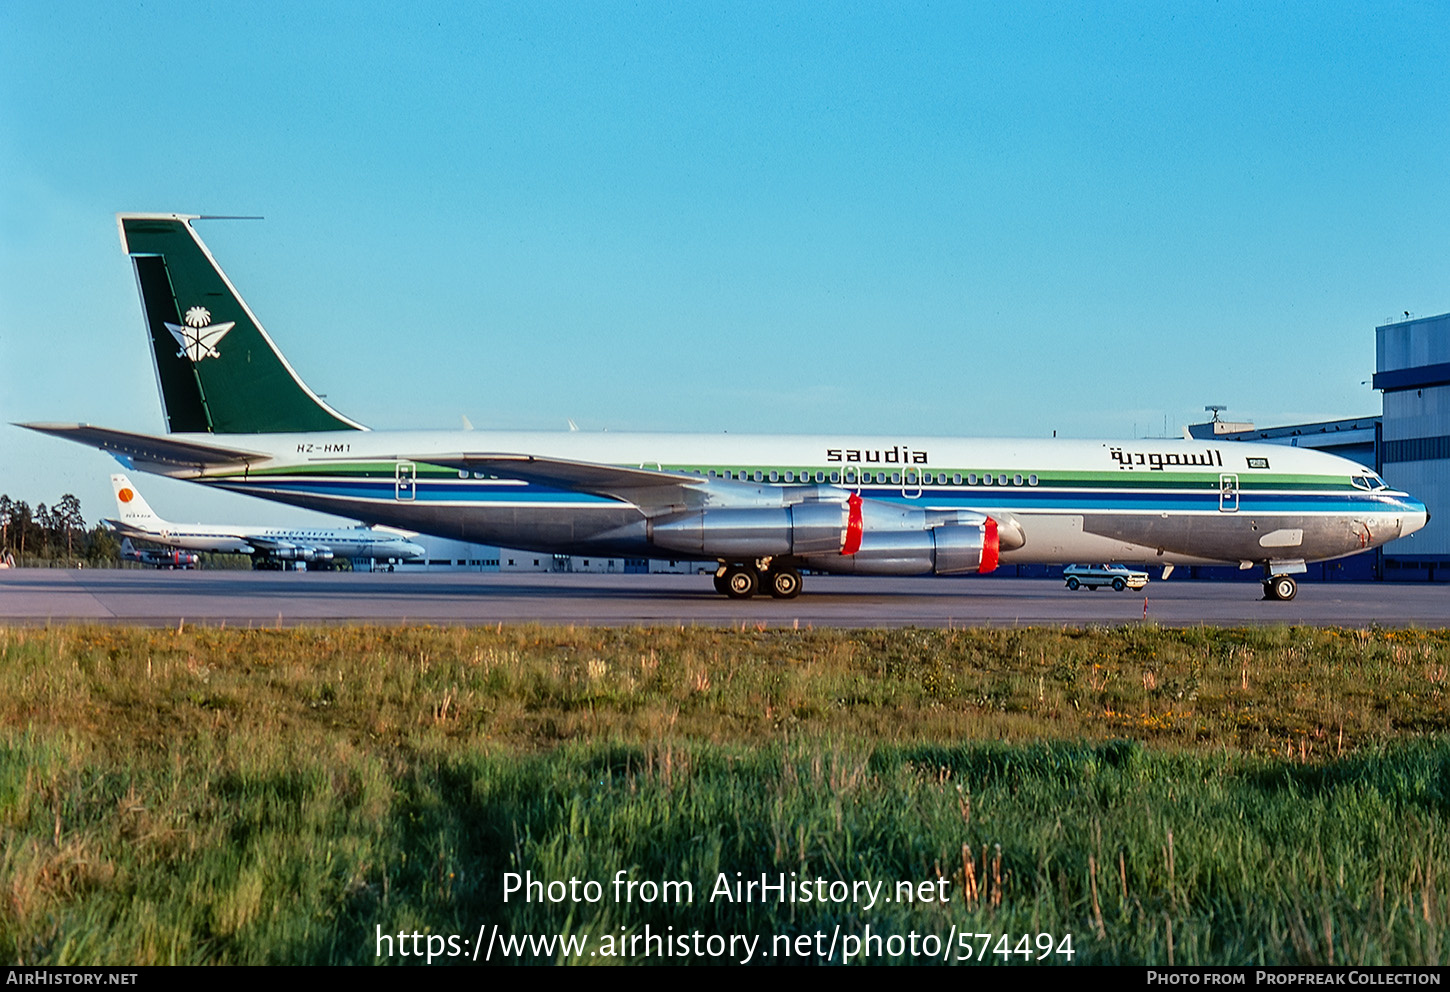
[216,478,1413,516]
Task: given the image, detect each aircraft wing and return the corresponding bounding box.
[244,536,302,551]
[410,451,1031,546]
[18,423,271,471]
[407,453,710,509]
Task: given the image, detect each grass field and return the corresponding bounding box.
[1,624,1447,965]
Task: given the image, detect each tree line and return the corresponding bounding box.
[0,493,119,566]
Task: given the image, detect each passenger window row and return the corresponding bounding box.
[688,469,1042,487]
[456,465,1044,487]
[455,464,1045,487]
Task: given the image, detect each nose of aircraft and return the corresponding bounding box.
[402,542,427,559]
[1401,497,1430,539]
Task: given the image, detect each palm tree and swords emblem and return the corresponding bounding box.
[165,306,235,362]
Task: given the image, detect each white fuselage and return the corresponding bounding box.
[134,428,1427,569]
[109,516,425,561]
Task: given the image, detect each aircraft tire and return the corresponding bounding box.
[1065,577,1079,590]
[722,564,757,599]
[766,566,802,600]
[1271,575,1297,601]
[713,571,730,595]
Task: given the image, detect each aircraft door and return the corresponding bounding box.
[1218,473,1239,512]
[395,461,417,502]
[902,467,922,500]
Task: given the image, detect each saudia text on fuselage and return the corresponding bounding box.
[1109,447,1224,471]
[826,446,930,465]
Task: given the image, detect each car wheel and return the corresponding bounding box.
[1066,577,1080,590]
[1113,577,1126,592]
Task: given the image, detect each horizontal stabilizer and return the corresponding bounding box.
[103,518,152,539]
[18,423,271,471]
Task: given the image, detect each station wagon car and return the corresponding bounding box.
[1062,563,1149,592]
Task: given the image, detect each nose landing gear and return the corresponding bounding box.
[1262,573,1297,601]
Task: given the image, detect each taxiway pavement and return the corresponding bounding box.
[0,569,1443,627]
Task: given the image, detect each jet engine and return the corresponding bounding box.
[801,499,1001,575]
[648,501,848,557]
[268,546,335,563]
[646,493,1010,576]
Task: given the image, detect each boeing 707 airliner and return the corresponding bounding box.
[21,214,1428,600]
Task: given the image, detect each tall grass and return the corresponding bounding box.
[0,625,1446,964]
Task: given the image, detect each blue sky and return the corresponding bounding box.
[2,1,1447,526]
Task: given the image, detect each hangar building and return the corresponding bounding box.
[1374,311,1450,580]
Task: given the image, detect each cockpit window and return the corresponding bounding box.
[1350,474,1389,491]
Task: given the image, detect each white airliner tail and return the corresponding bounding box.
[112,474,166,527]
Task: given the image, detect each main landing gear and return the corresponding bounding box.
[713,559,802,599]
[1262,573,1297,601]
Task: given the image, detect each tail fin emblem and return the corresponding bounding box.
[117,488,134,503]
[164,306,235,362]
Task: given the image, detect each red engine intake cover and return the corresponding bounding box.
[843,492,864,555]
[980,516,999,574]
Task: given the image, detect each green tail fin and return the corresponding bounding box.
[118,213,365,434]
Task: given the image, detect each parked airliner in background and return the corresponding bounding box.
[20,214,1429,600]
[106,473,425,570]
